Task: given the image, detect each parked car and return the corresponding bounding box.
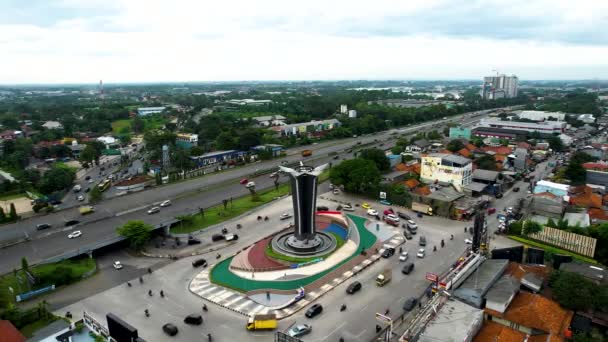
[465,238,473,244]
[239,178,248,185]
[77,195,84,201]
[333,189,340,195]
[84,187,90,193]
[65,220,80,227]
[224,234,239,241]
[147,207,160,214]
[399,251,409,262]
[361,203,371,209]
[416,248,425,258]
[160,200,171,207]
[305,304,323,318]
[162,323,179,336]
[85,175,91,181]
[487,207,496,214]
[113,261,123,270]
[316,206,329,211]
[346,281,362,294]
[287,324,312,338]
[495,193,503,199]
[245,181,256,188]
[188,237,201,245]
[401,262,415,274]
[403,297,418,311]
[513,187,520,192]
[211,234,225,242]
[36,223,51,231]
[386,213,399,222]
[192,259,208,268]
[280,213,293,220]
[397,211,410,220]
[419,236,427,246]
[367,209,378,216]
[183,314,203,325]
[381,247,395,258]
[341,204,355,211]
[68,231,82,239]
[403,230,413,240]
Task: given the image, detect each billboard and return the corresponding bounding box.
[529,227,597,258]
[107,313,139,342]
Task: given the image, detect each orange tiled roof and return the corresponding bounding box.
[457,148,471,158]
[412,163,421,175]
[403,178,420,190]
[473,321,526,342]
[485,292,573,339]
[465,143,476,151]
[414,186,431,196]
[482,146,513,155]
[588,208,608,221]
[504,262,550,282]
[534,191,558,199]
[570,186,602,209]
[438,149,452,154]
[603,194,608,205]
[0,320,25,342]
[394,163,409,171]
[495,155,506,162]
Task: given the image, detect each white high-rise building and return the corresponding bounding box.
[340,104,348,114]
[483,74,518,100]
[348,110,357,118]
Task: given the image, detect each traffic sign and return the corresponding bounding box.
[426,272,438,282]
[375,312,392,324]
[379,191,387,199]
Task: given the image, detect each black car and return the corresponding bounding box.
[316,206,329,211]
[346,281,362,294]
[84,187,90,193]
[211,234,225,242]
[183,314,203,325]
[192,259,208,268]
[404,230,413,240]
[419,236,427,246]
[381,247,395,258]
[495,193,503,199]
[397,211,410,220]
[85,175,91,181]
[403,297,418,311]
[305,304,323,318]
[188,237,201,245]
[513,187,520,192]
[162,323,178,336]
[50,199,62,205]
[36,223,51,231]
[65,220,80,227]
[401,262,415,275]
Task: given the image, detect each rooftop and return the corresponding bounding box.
[454,259,509,308]
[484,275,520,310]
[474,320,527,342]
[418,299,484,342]
[427,186,464,202]
[473,169,500,182]
[0,320,25,342]
[559,262,607,285]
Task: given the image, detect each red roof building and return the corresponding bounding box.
[0,320,26,342]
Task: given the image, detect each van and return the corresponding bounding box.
[401,262,415,274]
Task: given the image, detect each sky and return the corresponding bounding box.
[1,0,608,84]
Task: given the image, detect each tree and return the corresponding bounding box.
[21,257,29,272]
[0,207,5,222]
[155,172,162,185]
[8,203,18,221]
[565,152,596,185]
[37,166,75,194]
[446,140,465,152]
[522,220,543,235]
[551,271,597,311]
[427,130,442,140]
[132,116,145,133]
[116,220,153,251]
[547,135,564,152]
[80,145,97,164]
[89,185,102,203]
[476,155,498,171]
[391,145,403,155]
[358,148,390,172]
[330,159,381,194]
[215,132,237,150]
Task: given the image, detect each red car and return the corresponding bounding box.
[383,208,395,216]
[239,178,248,185]
[487,208,496,215]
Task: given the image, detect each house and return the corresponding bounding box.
[251,144,284,157]
[559,262,607,286]
[175,133,198,149]
[251,115,286,127]
[418,299,484,342]
[528,192,565,219]
[405,139,430,152]
[190,150,246,167]
[559,133,574,146]
[0,320,26,342]
[403,178,420,190]
[137,107,166,116]
[453,259,509,308]
[96,136,118,149]
[583,162,608,187]
[534,180,569,198]
[518,110,566,121]
[569,186,602,209]
[41,121,63,130]
[420,153,472,191]
[269,119,340,137]
[471,169,502,195]
[577,114,595,124]
[484,275,520,314]
[382,170,408,183]
[449,126,471,139]
[0,130,19,140]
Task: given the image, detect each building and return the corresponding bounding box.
[482,74,518,100]
[348,109,357,118]
[405,139,430,153]
[270,119,340,137]
[528,192,565,219]
[514,147,529,171]
[454,259,509,308]
[559,133,574,146]
[477,118,566,135]
[41,120,63,130]
[252,144,283,157]
[175,133,198,149]
[583,162,608,187]
[251,115,286,127]
[0,320,26,342]
[449,126,472,139]
[226,99,272,106]
[137,107,166,116]
[559,262,607,285]
[471,169,502,194]
[484,275,520,314]
[577,114,595,124]
[421,153,472,191]
[518,110,566,121]
[533,180,569,197]
[340,104,348,114]
[190,150,246,167]
[472,126,524,141]
[418,299,484,342]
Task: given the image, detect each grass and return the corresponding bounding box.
[508,235,598,264]
[20,317,60,338]
[170,183,291,234]
[0,192,28,201]
[111,119,132,135]
[264,232,346,264]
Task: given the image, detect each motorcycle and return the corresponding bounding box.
[207,333,212,341]
[148,290,153,296]
[216,253,221,260]
[340,304,347,312]
[450,234,454,240]
[202,304,208,312]
[145,309,149,317]
[441,239,445,248]
[147,268,152,274]
[139,277,143,284]
[221,227,228,234]
[257,216,262,221]
[236,223,242,229]
[264,216,269,221]
[433,246,437,252]
[160,290,164,298]
[127,282,132,287]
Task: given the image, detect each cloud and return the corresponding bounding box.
[0,0,607,83]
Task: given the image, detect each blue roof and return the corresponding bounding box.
[190,150,242,159]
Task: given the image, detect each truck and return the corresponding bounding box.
[79,206,95,215]
[246,314,277,331]
[301,149,312,157]
[375,268,392,287]
[412,202,433,216]
[73,184,81,192]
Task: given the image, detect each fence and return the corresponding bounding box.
[529,226,597,258]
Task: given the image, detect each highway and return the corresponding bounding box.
[0,110,491,274]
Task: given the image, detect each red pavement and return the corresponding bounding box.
[248,237,286,271]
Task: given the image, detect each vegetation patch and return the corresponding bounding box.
[264,231,346,264]
[111,119,132,135]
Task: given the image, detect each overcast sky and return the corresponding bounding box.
[1,0,608,84]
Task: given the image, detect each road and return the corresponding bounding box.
[0,110,491,274]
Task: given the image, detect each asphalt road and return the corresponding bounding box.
[0,110,492,274]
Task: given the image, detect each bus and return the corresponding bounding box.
[98,179,111,192]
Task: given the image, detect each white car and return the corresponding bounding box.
[147,207,160,214]
[280,213,293,220]
[333,189,340,195]
[113,261,123,270]
[77,195,84,201]
[465,238,473,244]
[416,248,425,258]
[160,200,171,207]
[88,179,94,183]
[341,204,355,212]
[387,214,400,222]
[367,209,378,216]
[68,231,82,239]
[399,251,409,262]
[245,181,256,188]
[507,207,513,213]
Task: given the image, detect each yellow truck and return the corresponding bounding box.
[79,206,95,215]
[376,268,392,287]
[412,202,433,216]
[246,314,277,331]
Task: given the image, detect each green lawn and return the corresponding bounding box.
[0,192,28,201]
[112,119,132,135]
[20,317,60,338]
[264,232,346,264]
[170,184,291,234]
[508,235,598,264]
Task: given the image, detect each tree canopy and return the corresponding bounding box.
[330,159,381,194]
[358,148,390,172]
[116,220,153,251]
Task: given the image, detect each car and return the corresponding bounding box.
[162,323,178,336]
[224,234,239,241]
[84,187,90,193]
[239,178,248,185]
[211,233,225,242]
[507,207,513,213]
[346,281,362,294]
[401,262,415,274]
[495,193,503,199]
[404,230,413,240]
[305,304,323,318]
[287,324,312,338]
[36,223,51,231]
[403,297,418,311]
[192,259,208,267]
[465,238,473,244]
[88,179,94,184]
[333,155,339,160]
[333,189,340,195]
[399,251,409,262]
[77,195,84,201]
[397,211,410,220]
[85,175,91,181]
[269,172,278,178]
[387,213,400,222]
[280,213,293,220]
[381,247,395,258]
[361,203,371,209]
[50,199,62,205]
[183,314,203,325]
[160,200,171,207]
[187,237,201,245]
[341,204,355,211]
[65,220,80,227]
[367,209,378,216]
[113,261,123,270]
[245,181,256,188]
[416,248,425,258]
[147,207,160,214]
[68,231,82,239]
[418,235,427,246]
[316,206,329,211]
